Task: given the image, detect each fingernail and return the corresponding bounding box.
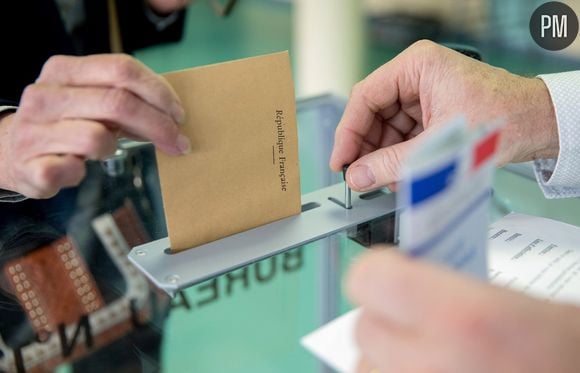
[172,103,186,124]
[349,165,375,189]
[177,134,191,154]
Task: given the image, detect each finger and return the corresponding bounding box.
[346,249,489,328]
[25,120,117,160]
[19,155,86,199]
[329,84,393,172]
[355,357,380,373]
[36,54,185,124]
[380,110,419,146]
[344,137,416,191]
[19,84,189,156]
[355,310,419,373]
[329,52,419,172]
[355,109,420,162]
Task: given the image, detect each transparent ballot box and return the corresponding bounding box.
[1,94,576,373]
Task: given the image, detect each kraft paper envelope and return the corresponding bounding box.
[158,51,301,252]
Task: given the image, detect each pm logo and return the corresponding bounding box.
[530,1,579,51]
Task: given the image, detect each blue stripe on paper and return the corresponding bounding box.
[411,160,457,206]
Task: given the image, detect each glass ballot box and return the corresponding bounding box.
[1,94,579,373]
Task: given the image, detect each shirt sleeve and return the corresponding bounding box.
[533,71,580,199]
[0,105,27,203]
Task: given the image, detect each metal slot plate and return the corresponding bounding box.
[128,183,396,296]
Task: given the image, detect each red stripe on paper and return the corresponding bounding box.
[473,131,500,170]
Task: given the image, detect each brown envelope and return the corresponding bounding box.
[158,51,301,252]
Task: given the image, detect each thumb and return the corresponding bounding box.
[346,137,419,191]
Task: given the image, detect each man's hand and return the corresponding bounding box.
[347,249,580,373]
[330,40,559,192]
[147,0,192,15]
[0,54,189,199]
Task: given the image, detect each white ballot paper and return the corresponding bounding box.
[488,213,580,305]
[397,118,500,279]
[301,118,502,372]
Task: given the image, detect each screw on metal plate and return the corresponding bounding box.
[135,249,147,256]
[164,274,181,284]
[328,164,352,209]
[343,164,352,209]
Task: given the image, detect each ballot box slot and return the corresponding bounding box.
[328,197,350,209]
[359,190,387,200]
[301,202,321,212]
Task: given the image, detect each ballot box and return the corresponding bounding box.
[0,94,391,373]
[2,94,580,373]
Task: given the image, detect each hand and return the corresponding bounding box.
[0,54,189,199]
[147,0,192,15]
[347,249,580,373]
[329,40,558,192]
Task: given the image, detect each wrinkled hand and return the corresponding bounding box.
[330,40,558,192]
[0,54,189,199]
[347,249,580,373]
[147,0,192,15]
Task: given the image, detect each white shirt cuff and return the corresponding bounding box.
[533,71,580,199]
[0,105,17,113]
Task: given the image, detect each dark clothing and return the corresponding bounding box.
[1,0,185,103]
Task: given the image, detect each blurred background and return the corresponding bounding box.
[137,0,580,97]
[127,1,580,372]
